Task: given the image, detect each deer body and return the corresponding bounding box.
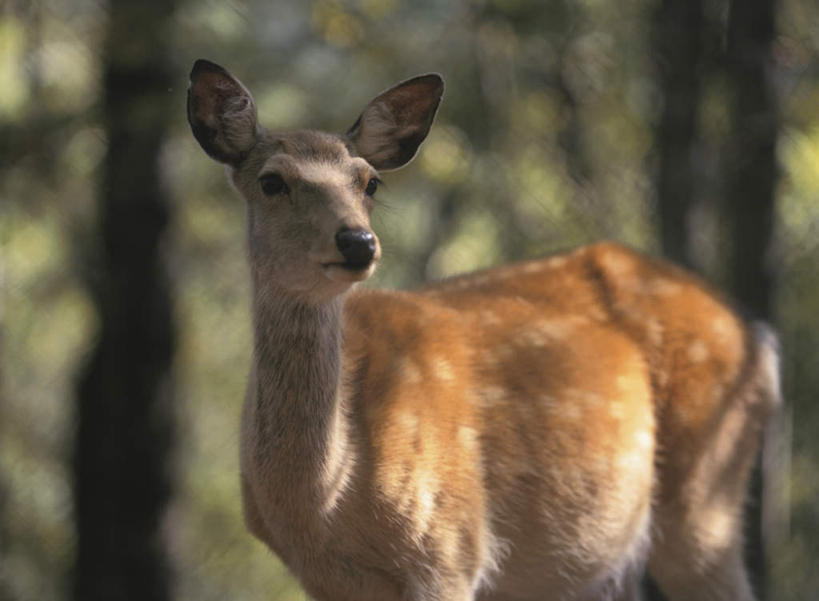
[188,61,780,601]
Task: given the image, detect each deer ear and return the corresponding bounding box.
[187,59,260,165]
[346,74,444,171]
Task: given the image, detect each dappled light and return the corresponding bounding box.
[1,0,818,600]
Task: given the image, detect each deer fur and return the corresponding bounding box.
[187,59,781,601]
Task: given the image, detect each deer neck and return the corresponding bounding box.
[248,276,354,519]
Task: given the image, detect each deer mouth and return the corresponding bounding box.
[322,260,377,283]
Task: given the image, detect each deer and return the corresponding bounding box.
[187,59,781,601]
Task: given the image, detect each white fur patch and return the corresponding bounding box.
[457,425,479,452]
[608,401,626,420]
[646,317,664,345]
[411,469,441,541]
[644,278,682,296]
[479,309,501,325]
[634,429,653,450]
[432,357,455,382]
[599,249,632,277]
[687,339,709,363]
[546,255,568,268]
[397,356,422,384]
[711,315,734,338]
[479,386,507,407]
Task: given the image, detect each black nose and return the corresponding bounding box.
[335,228,376,268]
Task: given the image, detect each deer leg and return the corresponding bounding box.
[647,391,764,601]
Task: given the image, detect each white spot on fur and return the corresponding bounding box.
[600,250,632,276]
[712,315,733,337]
[520,329,548,348]
[566,389,606,406]
[397,411,419,436]
[635,429,653,450]
[457,425,479,452]
[530,315,588,342]
[521,262,542,274]
[433,357,455,382]
[616,373,641,393]
[480,309,501,325]
[546,255,568,268]
[688,339,709,363]
[563,402,582,421]
[608,401,626,420]
[412,470,440,539]
[700,504,737,551]
[646,318,664,345]
[616,450,646,472]
[480,387,506,406]
[645,278,682,296]
[397,356,422,384]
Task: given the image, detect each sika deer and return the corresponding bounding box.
[187,59,781,601]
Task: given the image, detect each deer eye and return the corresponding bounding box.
[365,177,379,196]
[259,173,288,196]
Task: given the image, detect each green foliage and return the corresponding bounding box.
[1,0,818,599]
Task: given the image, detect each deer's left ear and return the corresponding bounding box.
[346,74,444,171]
[187,59,260,166]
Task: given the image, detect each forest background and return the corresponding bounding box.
[1,0,817,600]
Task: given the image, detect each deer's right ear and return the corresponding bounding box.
[187,59,260,165]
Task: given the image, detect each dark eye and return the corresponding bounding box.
[259,173,288,196]
[365,177,379,196]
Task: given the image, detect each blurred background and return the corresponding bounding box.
[1,0,817,599]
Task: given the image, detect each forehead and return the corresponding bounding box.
[256,130,373,182]
[274,130,351,163]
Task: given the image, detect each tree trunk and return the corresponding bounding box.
[724,0,779,319]
[73,2,177,600]
[0,243,10,601]
[724,0,779,598]
[653,0,705,268]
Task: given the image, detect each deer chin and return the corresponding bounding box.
[323,261,377,283]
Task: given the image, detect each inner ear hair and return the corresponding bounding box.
[187,59,260,165]
[347,73,444,171]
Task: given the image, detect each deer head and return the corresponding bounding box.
[187,60,443,302]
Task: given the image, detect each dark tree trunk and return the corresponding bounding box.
[653,0,705,268]
[724,0,779,320]
[724,0,779,598]
[73,2,178,600]
[0,262,9,601]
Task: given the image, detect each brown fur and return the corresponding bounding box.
[188,61,781,601]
